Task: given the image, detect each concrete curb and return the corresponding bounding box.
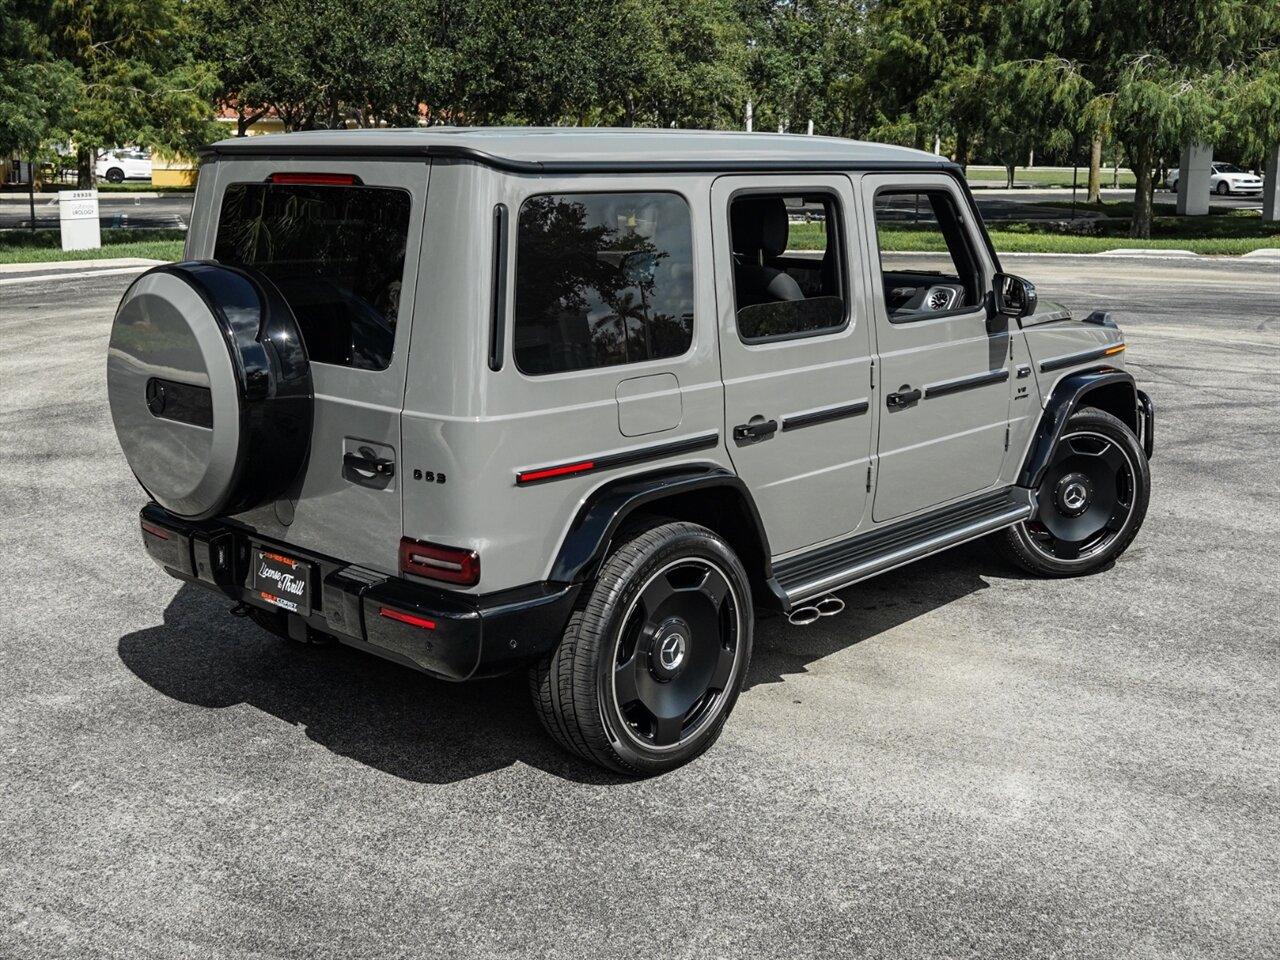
[0,258,164,285]
[1097,248,1198,258]
[0,192,187,203]
[1240,248,1280,260]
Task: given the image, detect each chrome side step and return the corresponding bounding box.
[772,487,1034,608]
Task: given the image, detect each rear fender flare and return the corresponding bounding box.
[549,465,782,609]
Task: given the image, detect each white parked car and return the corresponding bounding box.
[1167,162,1264,196]
[95,148,152,183]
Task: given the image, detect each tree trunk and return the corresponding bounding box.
[77,147,93,188]
[28,155,36,231]
[955,129,970,172]
[1087,133,1102,203]
[1005,162,1015,189]
[1129,141,1155,239]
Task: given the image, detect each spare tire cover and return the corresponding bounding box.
[107,262,312,520]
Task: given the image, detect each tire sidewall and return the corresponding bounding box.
[590,522,753,774]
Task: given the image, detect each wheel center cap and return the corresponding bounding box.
[1056,473,1092,516]
[650,618,690,680]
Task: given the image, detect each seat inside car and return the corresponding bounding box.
[730,197,805,309]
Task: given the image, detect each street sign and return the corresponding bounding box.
[59,189,101,251]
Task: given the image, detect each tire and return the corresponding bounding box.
[991,407,1149,577]
[530,520,753,775]
[1216,181,1230,196]
[1170,178,1178,193]
[107,263,313,520]
[105,167,125,183]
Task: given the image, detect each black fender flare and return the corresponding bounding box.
[549,464,782,608]
[1019,368,1142,489]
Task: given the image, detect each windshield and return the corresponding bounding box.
[1215,164,1248,174]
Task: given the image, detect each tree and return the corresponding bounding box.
[1018,1,1275,238]
[1,0,76,223]
[38,0,220,185]
[741,0,867,137]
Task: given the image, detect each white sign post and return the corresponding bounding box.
[59,189,102,251]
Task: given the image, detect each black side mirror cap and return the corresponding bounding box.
[993,272,1038,319]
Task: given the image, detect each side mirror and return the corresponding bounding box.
[993,272,1038,319]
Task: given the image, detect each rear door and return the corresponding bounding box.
[859,172,1011,523]
[711,175,874,557]
[206,159,428,574]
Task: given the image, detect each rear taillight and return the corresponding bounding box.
[399,538,480,587]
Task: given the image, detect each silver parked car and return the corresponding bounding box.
[1167,162,1264,195]
[107,128,1154,774]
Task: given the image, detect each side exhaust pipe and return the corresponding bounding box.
[787,595,845,626]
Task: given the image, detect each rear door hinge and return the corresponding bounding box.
[866,464,873,491]
[1004,424,1010,450]
[869,360,875,390]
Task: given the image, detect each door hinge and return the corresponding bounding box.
[1004,425,1010,450]
[866,464,873,491]
[869,360,875,390]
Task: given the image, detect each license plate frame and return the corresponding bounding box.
[251,549,313,614]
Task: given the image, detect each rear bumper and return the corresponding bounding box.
[138,504,580,681]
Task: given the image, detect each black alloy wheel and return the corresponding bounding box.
[609,556,742,753]
[530,519,753,775]
[992,407,1149,577]
[106,167,125,183]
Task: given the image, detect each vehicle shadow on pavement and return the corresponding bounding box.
[118,541,1012,786]
[744,540,1009,691]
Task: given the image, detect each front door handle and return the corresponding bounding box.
[886,388,922,409]
[733,418,778,443]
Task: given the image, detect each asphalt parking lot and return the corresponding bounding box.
[2,256,1278,958]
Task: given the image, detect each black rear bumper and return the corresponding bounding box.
[138,504,580,681]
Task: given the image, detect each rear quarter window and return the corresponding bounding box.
[213,182,411,371]
[513,192,694,376]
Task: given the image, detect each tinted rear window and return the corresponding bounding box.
[213,182,411,370]
[513,192,694,376]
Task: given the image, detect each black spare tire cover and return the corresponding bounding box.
[107,261,313,520]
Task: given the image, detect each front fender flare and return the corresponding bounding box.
[1019,369,1140,489]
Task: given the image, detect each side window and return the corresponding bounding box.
[729,192,846,342]
[513,192,694,376]
[872,189,981,321]
[213,182,411,371]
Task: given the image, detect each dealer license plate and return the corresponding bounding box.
[252,549,312,614]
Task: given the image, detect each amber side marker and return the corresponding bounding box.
[1104,344,1126,356]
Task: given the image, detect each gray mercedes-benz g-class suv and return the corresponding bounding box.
[108,128,1153,775]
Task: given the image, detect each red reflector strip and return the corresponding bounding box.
[379,607,436,630]
[517,460,595,484]
[141,521,171,540]
[269,173,356,185]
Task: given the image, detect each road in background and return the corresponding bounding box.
[0,186,1264,231]
[2,258,1278,959]
[0,194,193,230]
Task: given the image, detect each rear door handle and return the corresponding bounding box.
[886,388,922,409]
[343,450,396,478]
[732,419,778,442]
